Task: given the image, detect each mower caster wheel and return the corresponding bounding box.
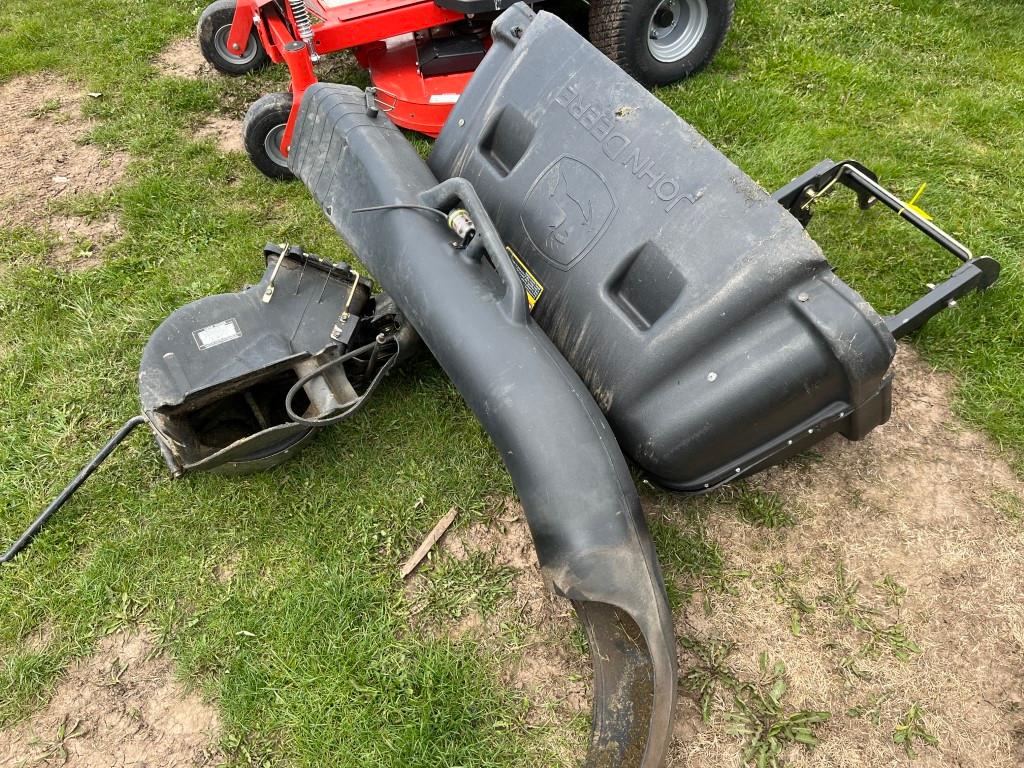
[589,0,733,86]
[243,93,295,180]
[197,0,270,76]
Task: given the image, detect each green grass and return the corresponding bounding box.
[818,562,922,668]
[729,487,795,529]
[1,0,1022,764]
[679,640,832,767]
[892,703,939,758]
[414,550,517,621]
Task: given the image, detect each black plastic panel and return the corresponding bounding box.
[430,8,897,491]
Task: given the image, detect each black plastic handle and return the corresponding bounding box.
[420,178,530,324]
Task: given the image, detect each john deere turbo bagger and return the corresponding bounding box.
[3,5,999,765]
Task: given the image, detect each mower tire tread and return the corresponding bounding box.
[243,92,295,181]
[589,0,734,86]
[198,0,271,76]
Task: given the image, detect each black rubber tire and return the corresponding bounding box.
[243,92,295,180]
[197,0,271,76]
[589,0,734,87]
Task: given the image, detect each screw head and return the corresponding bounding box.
[231,42,241,51]
[457,118,465,127]
[798,292,810,302]
[706,371,718,382]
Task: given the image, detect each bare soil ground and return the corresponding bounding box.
[0,76,127,270]
[153,38,214,81]
[417,345,1023,766]
[0,631,221,768]
[661,346,1024,768]
[154,38,244,155]
[194,116,245,154]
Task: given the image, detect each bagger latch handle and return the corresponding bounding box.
[773,159,1000,339]
[420,178,531,325]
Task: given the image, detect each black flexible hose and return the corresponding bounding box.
[284,338,401,426]
[1,414,147,564]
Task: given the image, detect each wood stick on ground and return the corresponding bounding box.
[400,506,460,579]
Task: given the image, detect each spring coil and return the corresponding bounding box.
[287,0,314,44]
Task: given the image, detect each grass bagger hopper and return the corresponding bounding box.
[196,0,735,178]
[2,5,1001,766]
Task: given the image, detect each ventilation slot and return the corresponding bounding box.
[608,243,686,330]
[480,106,534,176]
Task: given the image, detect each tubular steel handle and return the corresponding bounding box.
[1,415,146,564]
[774,158,974,261]
[773,158,1000,340]
[832,163,973,262]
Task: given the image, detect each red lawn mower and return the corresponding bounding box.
[196,0,734,178]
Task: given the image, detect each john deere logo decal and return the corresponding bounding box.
[521,156,615,270]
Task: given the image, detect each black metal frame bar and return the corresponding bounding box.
[772,159,1000,339]
[1,415,147,564]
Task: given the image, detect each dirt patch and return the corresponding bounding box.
[154,38,214,80]
[153,39,247,156]
[655,344,1024,767]
[21,622,57,654]
[195,116,244,155]
[0,630,220,767]
[0,75,127,270]
[212,550,241,584]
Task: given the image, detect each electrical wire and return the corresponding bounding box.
[350,203,449,220]
[284,338,401,426]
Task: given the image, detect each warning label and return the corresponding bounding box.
[507,246,544,310]
[193,318,241,350]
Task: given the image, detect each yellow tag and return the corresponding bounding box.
[902,182,933,220]
[506,246,544,310]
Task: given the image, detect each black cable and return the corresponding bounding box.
[350,203,449,220]
[284,338,401,426]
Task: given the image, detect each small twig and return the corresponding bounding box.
[400,507,460,579]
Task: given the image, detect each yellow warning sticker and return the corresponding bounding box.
[507,246,544,310]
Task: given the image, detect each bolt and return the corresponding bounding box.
[798,292,810,302]
[458,118,465,127]
[706,371,717,382]
[231,42,241,51]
